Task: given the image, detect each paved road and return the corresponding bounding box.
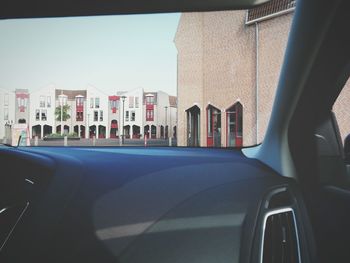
[29,138,177,147]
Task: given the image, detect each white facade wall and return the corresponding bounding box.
[168,105,177,138]
[69,98,87,137]
[86,85,109,138]
[143,91,177,138]
[30,84,55,138]
[0,86,176,141]
[156,91,170,137]
[0,88,15,140]
[143,92,157,137]
[119,88,144,138]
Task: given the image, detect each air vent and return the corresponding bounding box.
[261,208,301,263]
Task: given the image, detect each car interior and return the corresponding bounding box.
[0,0,349,262]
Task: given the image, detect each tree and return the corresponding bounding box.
[55,104,71,121]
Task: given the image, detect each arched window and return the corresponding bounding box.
[226,102,243,147]
[186,105,200,147]
[206,105,221,147]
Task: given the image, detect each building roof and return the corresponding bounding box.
[15,89,29,93]
[55,89,87,100]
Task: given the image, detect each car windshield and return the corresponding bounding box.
[0,0,297,148]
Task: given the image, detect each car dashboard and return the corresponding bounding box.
[0,147,315,263]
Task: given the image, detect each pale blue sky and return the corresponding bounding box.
[0,13,180,95]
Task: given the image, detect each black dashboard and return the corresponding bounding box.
[0,147,315,262]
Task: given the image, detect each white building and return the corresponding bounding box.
[14,89,30,125]
[143,91,177,139]
[108,95,121,139]
[117,87,144,139]
[55,88,88,137]
[0,87,15,140]
[29,84,55,138]
[1,85,177,142]
[86,85,109,138]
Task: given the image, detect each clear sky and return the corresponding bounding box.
[0,13,180,96]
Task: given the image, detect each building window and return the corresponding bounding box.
[47,96,51,107]
[146,96,154,105]
[76,112,83,121]
[90,98,94,108]
[100,110,103,121]
[36,109,40,121]
[95,98,100,108]
[131,111,135,121]
[129,96,134,108]
[207,108,212,137]
[4,108,8,121]
[135,97,139,108]
[125,111,129,121]
[4,94,9,106]
[41,110,47,121]
[110,100,116,109]
[94,111,98,121]
[146,109,154,121]
[40,96,45,107]
[206,105,221,147]
[226,102,243,147]
[76,97,84,106]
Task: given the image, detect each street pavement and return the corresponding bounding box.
[28,138,177,147]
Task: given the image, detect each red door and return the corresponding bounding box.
[226,103,243,147]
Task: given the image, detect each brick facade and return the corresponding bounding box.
[333,78,350,144]
[175,10,294,147]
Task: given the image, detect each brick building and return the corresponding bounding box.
[175,0,295,147]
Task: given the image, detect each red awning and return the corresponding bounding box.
[16,93,29,99]
[109,96,120,101]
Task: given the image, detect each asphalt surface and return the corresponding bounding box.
[28,138,177,147]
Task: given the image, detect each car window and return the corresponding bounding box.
[0,0,296,147]
[333,77,350,163]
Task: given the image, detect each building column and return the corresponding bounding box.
[96,125,99,139]
[200,107,206,147]
[29,125,32,139]
[78,125,81,138]
[140,125,144,139]
[221,109,226,147]
[157,125,161,139]
[40,125,44,139]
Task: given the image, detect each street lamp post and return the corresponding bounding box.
[87,113,90,139]
[121,96,126,144]
[164,106,168,139]
[169,106,172,138]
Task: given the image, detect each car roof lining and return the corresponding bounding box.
[0,0,270,19]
